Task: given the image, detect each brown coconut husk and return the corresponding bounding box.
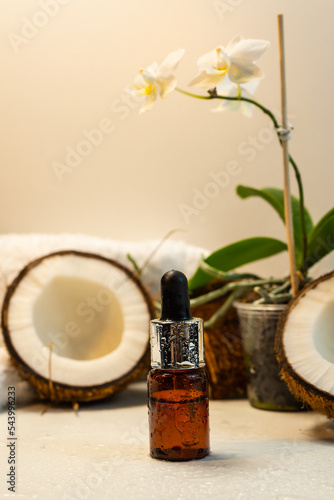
[191,280,247,399]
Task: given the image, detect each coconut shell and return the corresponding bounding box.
[275,271,334,419]
[191,280,247,399]
[1,250,155,404]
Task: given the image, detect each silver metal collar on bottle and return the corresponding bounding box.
[150,318,205,369]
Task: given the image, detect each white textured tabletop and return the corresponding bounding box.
[0,381,333,500]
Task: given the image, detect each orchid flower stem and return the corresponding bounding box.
[176,87,308,271]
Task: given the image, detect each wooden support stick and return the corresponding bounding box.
[277,14,299,297]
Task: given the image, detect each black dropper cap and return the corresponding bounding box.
[160,270,192,321]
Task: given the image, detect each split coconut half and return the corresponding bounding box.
[276,271,334,418]
[1,250,154,403]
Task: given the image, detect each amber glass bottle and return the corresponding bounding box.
[148,368,209,460]
[148,270,210,461]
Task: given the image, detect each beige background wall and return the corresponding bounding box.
[1,0,333,276]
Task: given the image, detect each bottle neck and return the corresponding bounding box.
[150,318,205,370]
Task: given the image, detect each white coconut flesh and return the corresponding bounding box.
[4,253,152,388]
[282,278,334,396]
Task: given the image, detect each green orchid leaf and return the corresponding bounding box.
[311,207,334,232]
[306,213,334,268]
[236,186,313,267]
[188,237,287,291]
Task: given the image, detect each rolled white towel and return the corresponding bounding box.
[0,234,207,408]
[0,347,38,409]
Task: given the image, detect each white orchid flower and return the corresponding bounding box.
[213,76,260,117]
[189,35,270,89]
[128,49,185,113]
